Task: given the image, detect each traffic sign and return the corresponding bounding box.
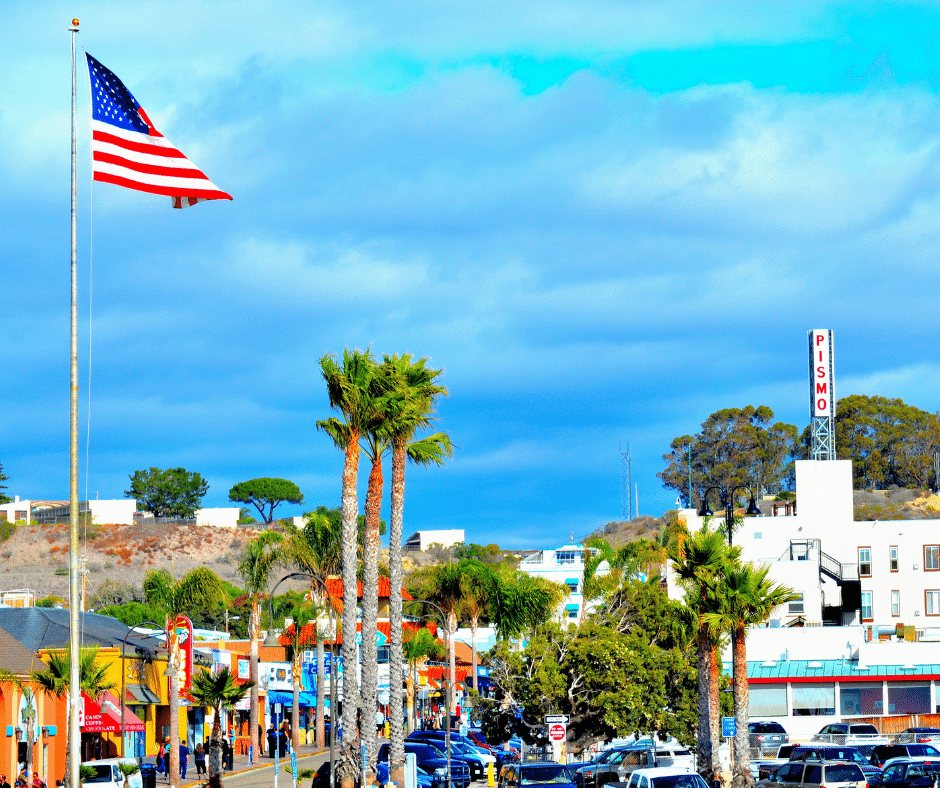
[548,723,566,742]
[722,717,736,737]
[544,714,570,724]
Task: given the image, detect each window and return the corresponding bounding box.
[792,683,836,716]
[890,546,899,572]
[926,590,940,616]
[887,683,931,714]
[750,685,787,717]
[840,683,883,716]
[789,593,805,615]
[892,591,900,617]
[862,591,873,622]
[859,547,872,576]
[926,545,939,571]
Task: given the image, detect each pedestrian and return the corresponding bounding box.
[179,742,190,780]
[156,742,166,776]
[221,738,231,772]
[194,744,206,778]
[163,738,172,779]
[1,774,10,788]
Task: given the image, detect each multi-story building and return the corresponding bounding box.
[519,542,597,622]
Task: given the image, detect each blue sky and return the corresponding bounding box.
[4,1,940,548]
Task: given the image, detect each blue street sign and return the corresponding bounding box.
[721,717,736,737]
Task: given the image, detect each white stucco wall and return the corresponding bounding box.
[195,507,239,528]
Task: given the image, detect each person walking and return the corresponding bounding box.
[156,742,166,778]
[193,744,206,778]
[163,738,171,780]
[179,742,190,781]
[221,738,231,772]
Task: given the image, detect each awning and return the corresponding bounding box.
[82,691,145,733]
[125,684,160,705]
[268,690,318,707]
[565,604,579,611]
[565,578,579,585]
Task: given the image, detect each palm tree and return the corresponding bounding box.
[295,510,342,748]
[488,570,564,644]
[189,667,254,786]
[116,763,140,788]
[318,348,380,788]
[457,561,491,693]
[379,353,451,787]
[238,531,286,761]
[0,673,37,788]
[703,564,797,788]
[402,628,444,731]
[145,568,226,788]
[671,525,740,783]
[280,600,323,752]
[32,648,116,787]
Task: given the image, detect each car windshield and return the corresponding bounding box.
[521,766,571,785]
[650,775,709,788]
[82,767,114,784]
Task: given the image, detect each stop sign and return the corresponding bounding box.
[549,723,566,742]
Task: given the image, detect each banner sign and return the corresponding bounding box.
[808,329,835,418]
[170,615,194,696]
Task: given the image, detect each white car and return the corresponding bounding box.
[626,767,709,788]
[81,759,144,788]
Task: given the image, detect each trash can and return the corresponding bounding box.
[140,764,156,788]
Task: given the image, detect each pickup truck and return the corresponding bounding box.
[750,744,796,781]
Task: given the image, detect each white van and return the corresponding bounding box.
[80,759,144,788]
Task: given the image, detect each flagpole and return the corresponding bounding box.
[68,17,82,788]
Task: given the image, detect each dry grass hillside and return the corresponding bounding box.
[0,521,261,600]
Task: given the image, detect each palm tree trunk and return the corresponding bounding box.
[25,717,34,788]
[209,708,224,778]
[388,445,407,787]
[292,655,302,752]
[470,618,478,693]
[695,624,712,778]
[316,630,326,748]
[361,455,383,783]
[249,599,261,760]
[339,433,362,788]
[731,625,752,788]
[709,641,722,784]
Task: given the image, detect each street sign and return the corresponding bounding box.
[548,723,566,742]
[544,714,570,724]
[722,717,736,737]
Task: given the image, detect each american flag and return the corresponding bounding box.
[86,53,232,209]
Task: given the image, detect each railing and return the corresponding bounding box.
[787,540,858,582]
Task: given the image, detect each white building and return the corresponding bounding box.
[670,458,940,738]
[404,529,465,552]
[519,543,599,623]
[0,497,31,524]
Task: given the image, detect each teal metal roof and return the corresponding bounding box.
[738,658,940,681]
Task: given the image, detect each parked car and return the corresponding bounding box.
[616,748,694,782]
[787,744,883,783]
[311,760,392,788]
[378,741,471,788]
[574,748,651,788]
[751,744,796,781]
[813,724,890,747]
[872,758,940,788]
[500,762,576,788]
[749,722,790,753]
[757,760,867,788]
[625,768,710,788]
[870,745,940,768]
[81,759,144,788]
[897,729,940,745]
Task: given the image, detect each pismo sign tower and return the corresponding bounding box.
[808,328,835,461]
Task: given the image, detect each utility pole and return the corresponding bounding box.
[620,443,633,522]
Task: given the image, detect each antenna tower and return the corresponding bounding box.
[620,442,633,522]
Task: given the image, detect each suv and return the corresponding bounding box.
[813,724,890,746]
[378,742,471,788]
[871,745,940,768]
[788,745,882,782]
[749,722,789,754]
[757,761,866,788]
[898,729,940,745]
[875,759,940,788]
[616,748,694,782]
[574,748,653,788]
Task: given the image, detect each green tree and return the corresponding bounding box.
[659,406,798,504]
[229,478,305,524]
[379,352,451,787]
[0,461,10,505]
[812,394,940,489]
[402,628,444,731]
[124,467,209,518]
[703,565,796,788]
[189,666,254,783]
[317,348,381,788]
[237,531,285,762]
[487,570,564,642]
[458,561,491,693]
[279,600,322,752]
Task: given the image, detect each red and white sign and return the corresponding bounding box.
[548,723,566,742]
[808,329,834,418]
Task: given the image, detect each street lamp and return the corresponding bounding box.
[119,621,165,758]
[264,573,337,788]
[697,485,762,545]
[403,599,451,788]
